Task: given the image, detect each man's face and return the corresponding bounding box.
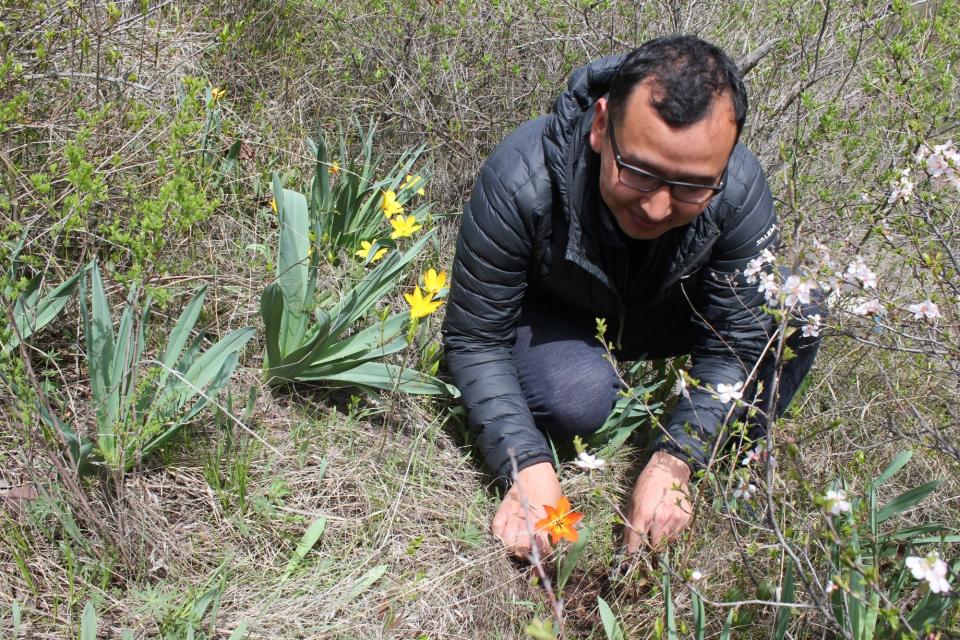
[589,79,738,240]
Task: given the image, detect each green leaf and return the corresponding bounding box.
[877,479,943,523]
[691,589,705,640]
[597,596,625,640]
[80,601,97,640]
[557,526,590,593]
[311,361,456,396]
[871,450,912,489]
[227,621,249,640]
[341,564,388,604]
[773,559,794,640]
[282,516,327,580]
[7,268,83,353]
[158,286,208,388]
[663,559,679,640]
[261,282,285,368]
[718,609,735,640]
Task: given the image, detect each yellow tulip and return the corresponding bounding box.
[355,240,388,263]
[329,161,341,176]
[381,190,404,218]
[402,174,426,196]
[423,268,447,297]
[389,215,421,239]
[404,286,444,319]
[211,87,226,102]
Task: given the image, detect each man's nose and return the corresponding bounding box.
[641,185,672,221]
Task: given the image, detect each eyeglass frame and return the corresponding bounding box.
[606,119,727,204]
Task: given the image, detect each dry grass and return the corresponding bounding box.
[1,0,958,638]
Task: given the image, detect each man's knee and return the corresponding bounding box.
[530,360,621,440]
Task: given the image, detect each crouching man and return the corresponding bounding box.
[442,36,821,556]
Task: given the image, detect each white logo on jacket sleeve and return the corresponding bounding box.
[755,224,777,246]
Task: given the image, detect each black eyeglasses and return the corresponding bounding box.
[607,120,726,204]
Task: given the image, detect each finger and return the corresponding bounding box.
[624,512,651,553]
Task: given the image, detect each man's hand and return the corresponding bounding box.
[624,450,692,552]
[492,462,562,557]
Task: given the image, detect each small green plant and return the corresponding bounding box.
[2,232,84,355]
[261,177,454,395]
[308,120,431,255]
[39,262,254,475]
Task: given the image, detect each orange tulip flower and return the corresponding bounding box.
[535,496,582,544]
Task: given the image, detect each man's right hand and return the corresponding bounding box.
[491,461,563,558]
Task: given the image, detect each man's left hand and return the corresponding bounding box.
[624,450,693,552]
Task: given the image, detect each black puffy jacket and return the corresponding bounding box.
[442,55,779,484]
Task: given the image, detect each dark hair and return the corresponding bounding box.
[608,36,748,136]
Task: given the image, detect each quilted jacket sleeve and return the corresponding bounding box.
[651,146,778,471]
[441,137,555,486]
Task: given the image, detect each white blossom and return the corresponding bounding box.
[825,579,837,594]
[714,382,744,404]
[845,257,878,289]
[907,300,941,321]
[888,168,915,204]
[851,298,885,317]
[906,552,952,594]
[758,272,779,305]
[927,152,950,177]
[673,374,690,400]
[575,451,606,471]
[823,489,852,515]
[782,275,817,307]
[802,313,822,338]
[741,446,763,467]
[733,477,756,500]
[690,570,704,581]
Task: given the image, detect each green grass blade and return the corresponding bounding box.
[341,564,388,605]
[312,361,456,396]
[871,450,912,489]
[261,282,285,368]
[158,286,208,386]
[719,609,734,640]
[227,621,249,640]
[80,601,97,640]
[557,526,590,593]
[774,559,794,640]
[8,269,82,352]
[282,516,327,581]
[597,596,625,640]
[663,558,679,640]
[877,480,943,523]
[691,589,705,640]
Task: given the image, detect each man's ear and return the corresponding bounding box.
[589,96,608,154]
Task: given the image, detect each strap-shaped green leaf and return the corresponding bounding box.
[773,559,794,640]
[261,282,285,367]
[158,286,208,387]
[7,268,83,352]
[877,479,943,523]
[314,361,455,396]
[871,450,912,489]
[597,596,625,640]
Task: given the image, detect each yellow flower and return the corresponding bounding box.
[381,190,404,218]
[404,286,444,319]
[423,268,447,297]
[402,174,426,196]
[389,215,421,239]
[270,198,278,214]
[210,87,226,102]
[329,161,340,176]
[355,240,388,263]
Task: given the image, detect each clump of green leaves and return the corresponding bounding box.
[39,262,254,476]
[261,176,454,396]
